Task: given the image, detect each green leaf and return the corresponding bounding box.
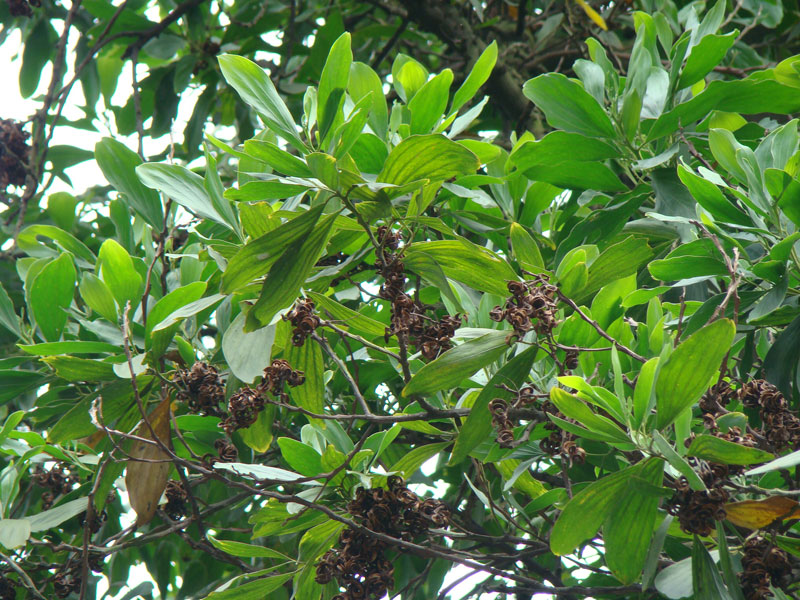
[653,431,707,491]
[18,225,96,265]
[509,223,544,270]
[20,19,55,98]
[19,341,120,355]
[42,356,116,381]
[206,573,294,600]
[30,254,76,342]
[95,138,163,229]
[218,54,305,151]
[0,282,21,337]
[248,212,338,329]
[317,32,352,144]
[409,69,453,134]
[450,346,538,465]
[136,163,235,232]
[510,131,620,168]
[284,339,325,419]
[243,140,313,177]
[222,205,325,294]
[549,388,630,444]
[582,236,653,298]
[656,319,736,429]
[678,32,737,89]
[145,281,206,358]
[451,42,498,114]
[378,135,480,185]
[98,239,142,312]
[692,535,734,600]
[687,434,773,465]
[306,292,386,339]
[746,447,800,476]
[222,313,275,384]
[677,164,751,225]
[238,404,275,454]
[402,330,509,397]
[648,78,800,141]
[550,465,634,555]
[349,62,388,139]
[206,534,291,560]
[390,442,451,478]
[522,73,616,138]
[404,239,517,296]
[604,458,665,583]
[522,161,627,192]
[277,438,323,476]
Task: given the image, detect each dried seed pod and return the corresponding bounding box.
[164,480,187,521]
[174,362,226,417]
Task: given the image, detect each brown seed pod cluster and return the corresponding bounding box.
[666,462,728,536]
[53,565,81,598]
[0,119,30,188]
[376,227,462,360]
[174,362,226,417]
[220,387,264,434]
[315,476,450,599]
[220,360,305,433]
[490,277,559,341]
[0,575,16,600]
[163,480,187,521]
[540,400,585,466]
[284,298,321,346]
[739,379,800,451]
[739,536,793,600]
[33,462,80,509]
[214,438,238,462]
[489,398,516,448]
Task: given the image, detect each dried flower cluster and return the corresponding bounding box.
[0,575,16,600]
[0,119,30,189]
[490,277,559,341]
[174,362,226,417]
[5,0,39,17]
[213,438,238,462]
[376,227,462,360]
[285,298,321,346]
[54,565,82,598]
[163,480,187,521]
[666,461,728,536]
[739,536,793,600]
[33,462,80,509]
[488,398,516,448]
[315,476,450,600]
[739,379,800,451]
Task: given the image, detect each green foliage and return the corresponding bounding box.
[4,1,800,599]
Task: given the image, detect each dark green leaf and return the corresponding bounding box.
[656,319,736,429]
[522,73,616,138]
[30,254,76,342]
[402,330,509,397]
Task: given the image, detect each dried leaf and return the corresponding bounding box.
[125,397,172,525]
[724,496,800,529]
[574,0,608,31]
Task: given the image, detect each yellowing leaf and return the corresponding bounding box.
[574,0,608,31]
[125,397,173,525]
[725,496,800,529]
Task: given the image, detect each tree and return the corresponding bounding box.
[1,0,800,598]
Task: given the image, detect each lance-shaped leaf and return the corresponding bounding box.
[317,32,352,144]
[218,54,305,151]
[450,346,538,465]
[724,497,800,529]
[402,330,509,397]
[656,319,735,429]
[247,212,339,329]
[222,205,325,293]
[687,434,774,465]
[29,253,76,342]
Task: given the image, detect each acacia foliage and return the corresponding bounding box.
[3,1,800,599]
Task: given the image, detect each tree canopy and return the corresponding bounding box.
[2,0,800,599]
